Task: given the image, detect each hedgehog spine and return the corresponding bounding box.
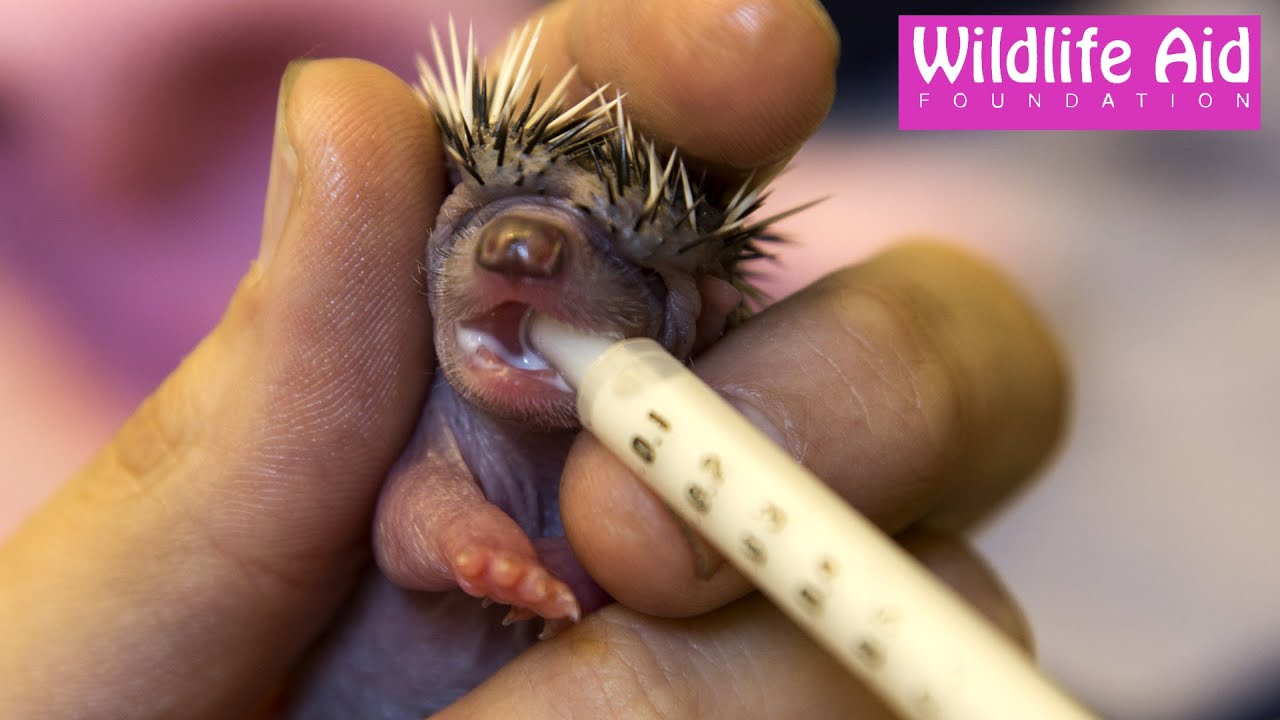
[417,18,804,290]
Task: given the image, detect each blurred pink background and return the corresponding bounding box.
[2,1,1277,718]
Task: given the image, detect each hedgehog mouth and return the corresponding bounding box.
[456,303,570,392]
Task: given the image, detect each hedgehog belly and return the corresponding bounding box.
[285,573,540,718]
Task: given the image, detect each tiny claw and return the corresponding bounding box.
[539,618,573,641]
[503,606,536,626]
[558,588,581,623]
[480,597,494,608]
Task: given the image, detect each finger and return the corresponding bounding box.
[507,0,838,174]
[438,530,1031,720]
[561,243,1068,616]
[0,59,441,719]
[898,529,1034,653]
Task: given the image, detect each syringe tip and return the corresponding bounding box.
[524,312,618,390]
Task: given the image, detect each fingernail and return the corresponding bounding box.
[257,59,308,269]
[722,386,794,454]
[671,510,725,580]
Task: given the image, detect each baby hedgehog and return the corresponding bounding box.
[284,20,797,718]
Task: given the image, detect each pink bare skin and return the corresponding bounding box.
[369,184,747,628]
[288,174,750,714]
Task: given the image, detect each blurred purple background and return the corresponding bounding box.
[1,1,1277,718]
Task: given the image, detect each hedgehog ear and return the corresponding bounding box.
[692,275,744,356]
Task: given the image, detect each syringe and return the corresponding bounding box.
[527,312,1096,720]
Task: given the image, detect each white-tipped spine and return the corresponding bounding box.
[416,19,793,287]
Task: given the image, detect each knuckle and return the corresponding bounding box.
[816,243,1068,527]
[817,266,971,489]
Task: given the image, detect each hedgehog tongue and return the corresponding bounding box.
[456,303,554,372]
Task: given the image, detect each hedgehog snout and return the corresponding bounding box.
[475,215,564,278]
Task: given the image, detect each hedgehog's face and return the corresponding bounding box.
[416,25,774,428]
[427,189,702,429]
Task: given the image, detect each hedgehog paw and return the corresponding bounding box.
[451,546,581,622]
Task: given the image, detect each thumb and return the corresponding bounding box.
[0,59,442,719]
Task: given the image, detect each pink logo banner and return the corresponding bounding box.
[899,15,1262,130]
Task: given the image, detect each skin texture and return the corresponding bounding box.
[0,1,1066,718]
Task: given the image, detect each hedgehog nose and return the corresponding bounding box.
[475,216,564,278]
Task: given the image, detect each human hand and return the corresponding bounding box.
[0,0,1064,718]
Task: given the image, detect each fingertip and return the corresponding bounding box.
[867,242,1070,531]
[899,528,1036,654]
[283,58,444,241]
[254,57,441,441]
[560,0,838,171]
[208,57,445,560]
[560,434,751,616]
